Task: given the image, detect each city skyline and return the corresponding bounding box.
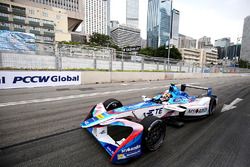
[110,0,250,44]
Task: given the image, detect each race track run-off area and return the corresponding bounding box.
[0,76,250,167]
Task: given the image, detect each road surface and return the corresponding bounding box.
[0,76,250,167]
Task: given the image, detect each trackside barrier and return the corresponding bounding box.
[81,72,244,84]
[0,71,246,89]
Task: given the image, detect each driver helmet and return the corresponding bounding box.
[163,92,172,99]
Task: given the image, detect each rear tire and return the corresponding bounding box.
[103,98,123,111]
[209,97,216,115]
[140,116,166,151]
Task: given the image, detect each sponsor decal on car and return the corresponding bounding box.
[187,108,208,114]
[96,114,105,120]
[121,145,141,153]
[117,154,126,160]
[144,108,163,117]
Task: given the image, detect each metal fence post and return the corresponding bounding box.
[109,49,112,72]
[93,58,97,69]
[157,62,159,71]
[69,46,72,57]
[164,59,166,72]
[179,63,182,72]
[121,52,124,71]
[0,52,3,68]
[141,57,144,71]
[55,43,62,70]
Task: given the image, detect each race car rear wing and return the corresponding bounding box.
[181,84,212,96]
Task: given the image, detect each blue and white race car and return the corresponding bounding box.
[80,84,217,164]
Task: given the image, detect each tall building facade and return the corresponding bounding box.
[171,9,179,48]
[0,0,70,49]
[147,0,171,48]
[227,44,241,60]
[13,0,83,31]
[214,37,241,60]
[179,48,218,66]
[110,24,140,48]
[240,15,250,62]
[82,0,110,35]
[178,34,196,49]
[214,37,230,47]
[126,0,139,28]
[198,36,213,49]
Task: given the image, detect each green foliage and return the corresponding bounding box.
[139,47,155,56]
[139,45,182,60]
[89,32,111,46]
[238,59,250,68]
[170,46,182,60]
[89,32,121,51]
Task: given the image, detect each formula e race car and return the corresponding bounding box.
[80,84,218,164]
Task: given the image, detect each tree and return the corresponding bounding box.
[238,59,249,68]
[139,47,155,56]
[89,32,121,50]
[139,45,182,60]
[89,32,112,47]
[169,46,182,60]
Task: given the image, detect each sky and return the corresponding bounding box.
[110,0,250,44]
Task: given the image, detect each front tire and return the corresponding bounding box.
[84,105,96,120]
[140,116,166,151]
[103,98,123,111]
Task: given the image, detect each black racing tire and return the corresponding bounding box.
[103,98,123,111]
[209,96,216,115]
[140,116,166,151]
[84,105,96,120]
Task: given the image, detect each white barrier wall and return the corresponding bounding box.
[124,62,142,70]
[81,72,244,84]
[0,53,56,69]
[62,57,94,69]
[0,71,245,89]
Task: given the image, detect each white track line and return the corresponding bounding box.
[0,86,168,107]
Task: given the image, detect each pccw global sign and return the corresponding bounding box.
[0,71,81,89]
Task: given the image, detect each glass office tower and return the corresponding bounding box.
[147,0,171,48]
[126,0,139,28]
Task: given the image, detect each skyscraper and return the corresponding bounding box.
[147,0,171,48]
[82,0,110,35]
[214,38,230,48]
[171,9,179,48]
[126,0,139,28]
[178,34,197,49]
[198,36,213,49]
[240,15,250,62]
[214,38,230,59]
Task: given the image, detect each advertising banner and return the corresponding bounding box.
[0,30,36,51]
[0,71,81,89]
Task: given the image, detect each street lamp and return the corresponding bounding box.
[167,0,173,70]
